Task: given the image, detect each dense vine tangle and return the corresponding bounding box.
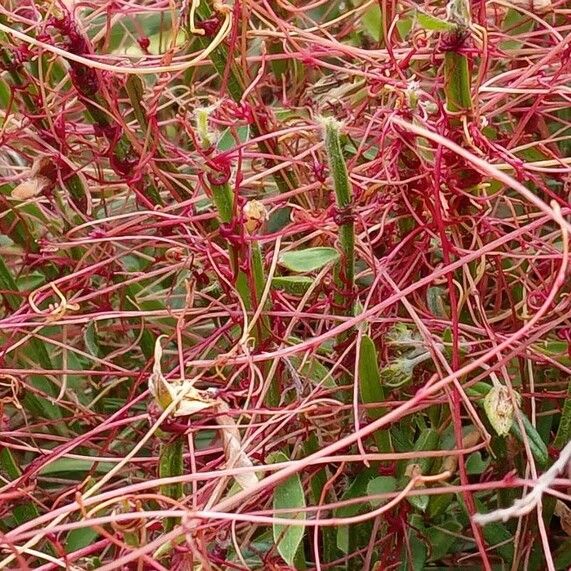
[0,0,570,569]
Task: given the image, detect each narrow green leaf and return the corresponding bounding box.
[15,271,45,292]
[125,75,149,131]
[210,181,235,224]
[0,184,46,253]
[272,276,314,295]
[554,380,571,449]
[359,335,384,419]
[321,116,355,323]
[469,497,514,562]
[554,538,571,570]
[23,376,66,431]
[416,10,456,32]
[63,174,88,213]
[334,469,376,553]
[268,39,288,79]
[359,335,391,453]
[39,458,115,476]
[84,320,102,357]
[302,434,336,563]
[0,256,21,311]
[427,286,449,318]
[511,412,549,468]
[0,448,40,524]
[444,51,472,113]
[279,247,339,273]
[268,451,306,567]
[159,436,184,532]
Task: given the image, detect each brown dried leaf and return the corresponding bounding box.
[148,338,257,491]
[555,500,571,536]
[217,402,258,491]
[507,0,551,14]
[11,175,50,200]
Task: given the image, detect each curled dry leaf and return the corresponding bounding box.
[148,336,217,416]
[148,337,258,491]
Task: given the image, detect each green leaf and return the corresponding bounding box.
[510,412,549,468]
[0,184,49,253]
[469,497,514,562]
[396,17,413,38]
[415,10,456,32]
[267,451,306,567]
[427,286,449,318]
[66,527,100,553]
[359,335,384,419]
[84,320,103,358]
[0,79,9,108]
[159,437,184,532]
[500,8,535,51]
[39,458,115,476]
[16,272,45,292]
[334,469,376,553]
[125,75,149,131]
[267,206,292,233]
[359,335,391,453]
[465,451,489,475]
[361,5,382,41]
[367,476,397,507]
[554,380,571,449]
[302,435,337,563]
[425,519,462,561]
[404,428,439,511]
[288,355,336,388]
[554,538,571,570]
[217,125,250,151]
[278,247,339,273]
[267,39,288,79]
[271,276,314,295]
[23,375,66,432]
[0,448,40,524]
[400,514,427,570]
[0,256,21,311]
[444,51,472,113]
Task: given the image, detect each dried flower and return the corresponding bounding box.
[243,200,268,234]
[484,386,520,436]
